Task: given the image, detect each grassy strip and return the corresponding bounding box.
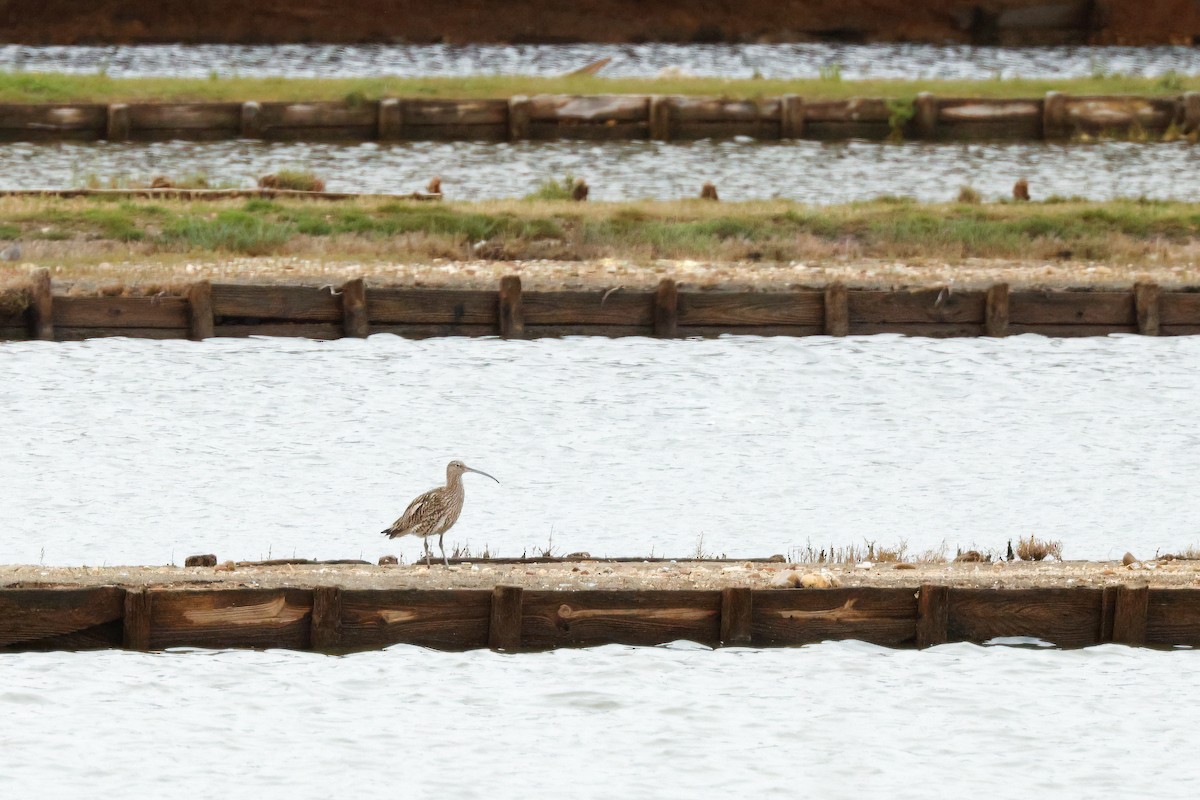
[0,195,1197,264]
[0,71,1197,104]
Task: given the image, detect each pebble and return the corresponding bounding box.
[1122,552,1138,566]
[377,555,398,566]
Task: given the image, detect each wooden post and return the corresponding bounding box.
[187,280,214,341]
[341,278,369,338]
[916,584,949,648]
[498,275,524,339]
[311,586,343,651]
[488,585,524,651]
[1112,585,1149,645]
[780,95,805,139]
[123,588,151,651]
[648,96,671,142]
[1043,91,1068,140]
[508,96,531,141]
[1099,585,1118,642]
[106,103,130,142]
[719,587,753,646]
[1135,282,1161,336]
[377,98,403,141]
[28,267,53,341]
[985,283,1010,338]
[653,278,678,338]
[914,92,937,139]
[1183,91,1200,134]
[823,284,849,337]
[240,101,262,139]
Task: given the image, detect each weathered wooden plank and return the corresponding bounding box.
[528,121,648,140]
[339,589,491,650]
[257,102,377,129]
[123,588,151,651]
[676,325,824,338]
[1007,323,1136,337]
[948,588,1102,647]
[849,289,985,324]
[29,268,53,340]
[522,290,653,326]
[0,588,125,649]
[1160,292,1200,326]
[752,588,917,647]
[0,104,106,140]
[211,323,343,340]
[673,120,779,140]
[654,278,678,338]
[938,98,1042,123]
[488,585,524,651]
[522,590,721,649]
[1162,324,1200,337]
[849,323,985,338]
[671,98,772,122]
[824,284,848,336]
[126,103,240,133]
[1145,588,1200,647]
[53,296,190,328]
[1065,96,1176,132]
[498,275,524,339]
[0,326,27,341]
[402,99,509,126]
[1009,291,1135,325]
[211,284,342,321]
[56,326,187,341]
[310,586,343,651]
[1112,585,1149,646]
[149,589,313,650]
[370,323,497,339]
[678,292,824,326]
[341,278,368,338]
[916,584,949,648]
[367,288,498,325]
[803,99,890,122]
[527,94,648,123]
[1135,282,1161,336]
[525,324,646,338]
[189,280,214,340]
[986,283,1010,337]
[398,122,508,141]
[720,587,753,646]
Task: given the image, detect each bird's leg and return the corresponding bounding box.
[439,533,448,566]
[423,538,431,567]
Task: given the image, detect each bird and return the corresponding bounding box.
[382,460,499,566]
[571,177,589,202]
[700,181,719,201]
[1013,178,1030,202]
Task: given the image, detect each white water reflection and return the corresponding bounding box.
[1,333,1198,566]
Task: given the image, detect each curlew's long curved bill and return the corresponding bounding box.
[464,466,499,484]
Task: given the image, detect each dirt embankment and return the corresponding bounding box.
[0,0,1195,46]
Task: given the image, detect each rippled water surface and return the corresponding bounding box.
[7,139,1200,201]
[1,334,1198,566]
[2,43,1199,79]
[1,641,1198,798]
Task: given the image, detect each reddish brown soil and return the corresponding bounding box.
[0,0,1193,46]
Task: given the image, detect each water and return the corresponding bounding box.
[1,43,1199,80]
[8,138,1200,202]
[1,334,1198,566]
[0,641,1197,798]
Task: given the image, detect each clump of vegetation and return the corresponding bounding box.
[818,63,842,82]
[160,209,293,255]
[524,174,579,202]
[0,284,29,317]
[886,98,915,142]
[956,185,982,204]
[258,170,326,192]
[1016,535,1063,561]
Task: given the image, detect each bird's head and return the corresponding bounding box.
[447,460,499,484]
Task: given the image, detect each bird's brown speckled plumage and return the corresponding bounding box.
[382,460,498,565]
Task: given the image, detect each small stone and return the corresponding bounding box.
[894,563,917,570]
[215,561,236,572]
[184,554,217,568]
[855,562,874,570]
[378,555,398,566]
[565,551,592,560]
[1122,552,1137,566]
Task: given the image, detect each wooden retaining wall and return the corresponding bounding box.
[0,584,1190,653]
[2,273,1196,342]
[0,93,1197,143]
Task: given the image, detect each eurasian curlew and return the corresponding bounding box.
[382,460,499,565]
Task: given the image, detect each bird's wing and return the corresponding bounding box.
[383,487,440,536]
